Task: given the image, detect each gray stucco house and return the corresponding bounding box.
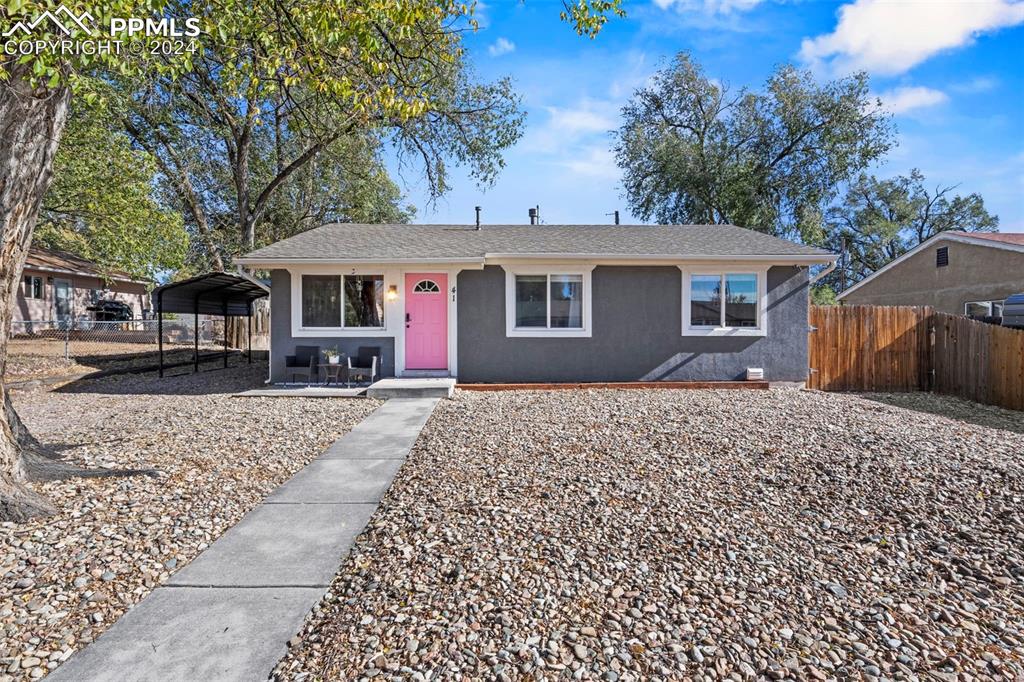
[236,223,835,384]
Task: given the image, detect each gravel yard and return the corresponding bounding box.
[1,365,379,680]
[5,339,221,384]
[275,388,1024,681]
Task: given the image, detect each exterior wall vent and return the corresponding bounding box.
[746,367,764,381]
[936,246,949,267]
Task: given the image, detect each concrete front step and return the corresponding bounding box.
[366,377,455,399]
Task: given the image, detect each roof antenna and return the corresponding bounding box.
[606,210,620,225]
[475,206,481,230]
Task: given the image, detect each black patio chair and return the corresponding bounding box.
[285,345,319,383]
[347,346,380,386]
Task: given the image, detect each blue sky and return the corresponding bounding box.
[393,0,1024,233]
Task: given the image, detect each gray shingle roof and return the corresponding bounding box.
[238,224,834,262]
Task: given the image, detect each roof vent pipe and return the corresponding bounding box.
[528,207,538,225]
[475,206,481,230]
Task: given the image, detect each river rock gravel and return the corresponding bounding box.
[274,388,1024,681]
[2,365,379,680]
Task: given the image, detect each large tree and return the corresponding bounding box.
[614,53,895,243]
[821,170,998,294]
[35,102,188,282]
[160,124,417,275]
[0,0,623,521]
[123,0,523,269]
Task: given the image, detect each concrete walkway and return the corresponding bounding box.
[49,398,439,682]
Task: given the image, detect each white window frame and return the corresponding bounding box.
[503,265,594,338]
[24,275,43,300]
[679,265,768,337]
[294,270,388,335]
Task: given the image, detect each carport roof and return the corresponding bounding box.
[152,272,268,316]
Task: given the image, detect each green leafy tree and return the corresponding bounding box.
[258,134,415,245]
[561,0,626,37]
[35,104,188,282]
[169,131,415,274]
[821,170,998,295]
[121,0,523,269]
[614,53,895,243]
[0,0,621,520]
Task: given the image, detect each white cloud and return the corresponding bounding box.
[800,0,1024,75]
[875,86,949,115]
[545,105,617,136]
[654,0,764,12]
[522,98,620,154]
[558,146,620,180]
[487,37,515,57]
[951,75,999,94]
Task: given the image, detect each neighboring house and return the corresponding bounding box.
[237,223,835,384]
[837,231,1024,317]
[16,246,151,324]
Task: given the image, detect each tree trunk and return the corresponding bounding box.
[0,64,72,521]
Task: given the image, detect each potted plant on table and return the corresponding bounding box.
[323,346,341,364]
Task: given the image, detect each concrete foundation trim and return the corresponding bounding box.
[456,381,770,391]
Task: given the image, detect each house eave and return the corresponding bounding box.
[234,257,487,268]
[483,253,835,265]
[23,263,149,286]
[238,253,836,268]
[837,232,1024,300]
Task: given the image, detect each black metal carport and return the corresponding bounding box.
[152,272,269,377]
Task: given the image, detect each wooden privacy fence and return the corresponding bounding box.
[809,305,1024,412]
[226,299,270,351]
[933,312,1024,411]
[808,305,933,392]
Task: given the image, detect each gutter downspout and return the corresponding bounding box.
[809,260,837,286]
[235,265,273,385]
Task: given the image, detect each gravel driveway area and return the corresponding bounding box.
[5,339,220,384]
[1,365,379,680]
[274,389,1024,681]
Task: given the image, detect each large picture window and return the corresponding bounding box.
[514,274,583,329]
[344,275,384,327]
[301,275,341,327]
[682,268,765,336]
[300,274,384,329]
[504,267,592,338]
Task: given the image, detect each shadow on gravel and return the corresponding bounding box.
[52,359,269,396]
[862,392,1024,435]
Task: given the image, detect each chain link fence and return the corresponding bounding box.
[10,317,224,362]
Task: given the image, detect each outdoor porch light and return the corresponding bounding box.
[386,284,398,301]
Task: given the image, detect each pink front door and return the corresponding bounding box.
[404,273,448,370]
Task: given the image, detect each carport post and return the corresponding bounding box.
[193,296,200,373]
[247,300,252,364]
[223,300,229,369]
[157,289,164,378]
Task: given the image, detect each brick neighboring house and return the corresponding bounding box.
[837,231,1024,317]
[16,246,151,324]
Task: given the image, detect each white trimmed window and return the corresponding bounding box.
[680,266,767,336]
[24,275,42,300]
[503,266,593,338]
[300,274,384,329]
